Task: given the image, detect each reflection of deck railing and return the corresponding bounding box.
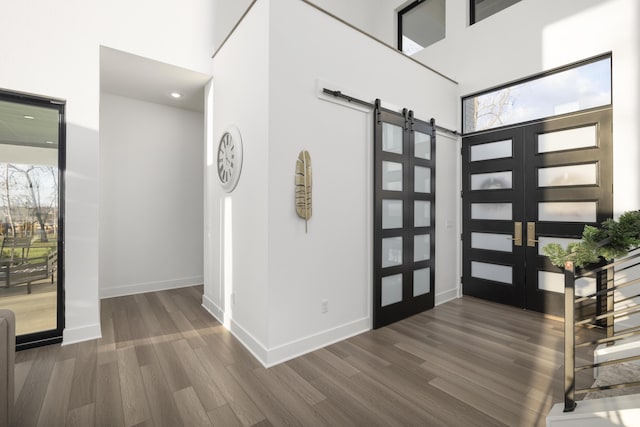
[563,250,640,412]
[0,236,56,294]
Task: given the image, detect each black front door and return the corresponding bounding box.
[462,108,612,315]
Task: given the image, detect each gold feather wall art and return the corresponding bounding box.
[295,150,312,233]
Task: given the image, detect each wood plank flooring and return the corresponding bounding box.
[12,286,601,427]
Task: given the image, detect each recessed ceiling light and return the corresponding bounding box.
[169,92,183,99]
[23,115,35,119]
[45,141,55,144]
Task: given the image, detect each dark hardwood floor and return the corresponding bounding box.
[13,285,600,426]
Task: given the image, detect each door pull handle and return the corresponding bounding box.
[512,222,522,246]
[527,222,538,247]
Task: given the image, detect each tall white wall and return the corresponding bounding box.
[204,0,271,357]
[307,0,405,47]
[212,0,255,52]
[267,0,458,363]
[0,0,102,343]
[99,93,204,298]
[205,0,458,366]
[1,0,213,345]
[98,0,215,74]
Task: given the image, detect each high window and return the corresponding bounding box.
[462,55,612,134]
[398,0,446,56]
[471,0,521,24]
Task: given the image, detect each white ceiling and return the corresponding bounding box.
[0,47,210,162]
[100,46,211,113]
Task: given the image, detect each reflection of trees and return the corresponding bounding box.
[474,88,514,131]
[0,163,57,242]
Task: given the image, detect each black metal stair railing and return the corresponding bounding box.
[564,249,640,412]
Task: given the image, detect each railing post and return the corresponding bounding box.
[606,268,615,344]
[564,261,577,412]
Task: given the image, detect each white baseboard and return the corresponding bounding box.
[100,276,204,299]
[201,295,269,364]
[264,317,370,367]
[202,294,224,323]
[436,287,460,306]
[228,318,270,365]
[201,294,369,368]
[62,323,102,346]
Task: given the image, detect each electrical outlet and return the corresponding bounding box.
[231,293,236,305]
[321,299,329,314]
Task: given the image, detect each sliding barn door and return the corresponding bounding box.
[373,103,435,328]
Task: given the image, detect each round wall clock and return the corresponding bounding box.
[217,126,243,192]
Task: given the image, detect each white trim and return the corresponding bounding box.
[201,296,369,368]
[62,323,101,346]
[99,276,204,299]
[228,318,270,365]
[436,287,460,306]
[201,296,270,364]
[201,294,224,322]
[264,317,370,367]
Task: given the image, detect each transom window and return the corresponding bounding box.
[471,0,521,24]
[462,55,612,134]
[398,0,445,56]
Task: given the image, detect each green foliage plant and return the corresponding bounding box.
[542,210,640,268]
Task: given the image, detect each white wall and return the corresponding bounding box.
[99,0,215,74]
[267,0,458,361]
[0,0,102,344]
[306,0,404,47]
[205,0,458,367]
[414,0,640,325]
[99,93,204,298]
[212,0,255,52]
[1,0,213,345]
[204,0,271,357]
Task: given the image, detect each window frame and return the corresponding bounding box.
[470,0,522,25]
[0,88,66,350]
[461,53,613,135]
[397,0,445,54]
[397,1,421,53]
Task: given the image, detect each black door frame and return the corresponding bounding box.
[462,107,613,314]
[0,88,65,350]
